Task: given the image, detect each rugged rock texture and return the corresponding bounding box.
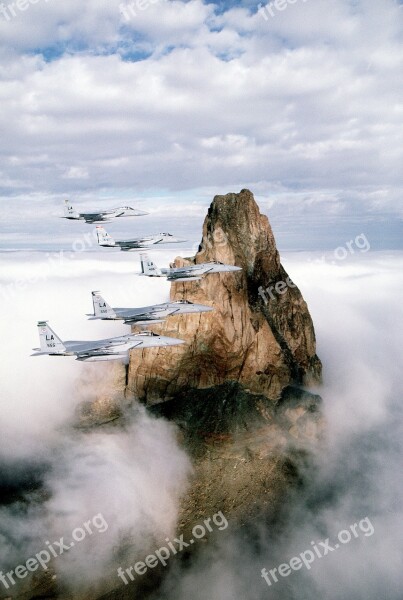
[13,192,324,600]
[127,189,321,403]
[151,382,322,458]
[89,384,323,600]
[151,382,323,531]
[123,189,323,558]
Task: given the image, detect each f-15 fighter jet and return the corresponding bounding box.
[89,291,213,325]
[31,321,185,362]
[139,253,242,282]
[96,227,187,251]
[62,200,148,223]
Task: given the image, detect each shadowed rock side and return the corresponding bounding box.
[127,189,322,403]
[151,382,323,532]
[89,384,323,600]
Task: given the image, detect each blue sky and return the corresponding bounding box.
[0,0,402,250]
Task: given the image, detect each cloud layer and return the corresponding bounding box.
[0,250,191,593]
[0,0,402,234]
[156,250,403,600]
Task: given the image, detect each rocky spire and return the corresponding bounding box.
[127,189,321,403]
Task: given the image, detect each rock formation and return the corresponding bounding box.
[127,189,321,403]
[151,382,323,530]
[13,191,324,600]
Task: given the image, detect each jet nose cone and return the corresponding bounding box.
[135,210,149,216]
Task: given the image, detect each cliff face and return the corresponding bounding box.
[151,382,323,529]
[127,189,321,403]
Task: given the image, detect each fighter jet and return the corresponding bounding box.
[88,291,213,325]
[139,253,242,282]
[96,227,187,251]
[62,200,149,223]
[31,321,185,362]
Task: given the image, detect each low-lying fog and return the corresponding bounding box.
[0,248,401,599]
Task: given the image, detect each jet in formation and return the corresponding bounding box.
[96,227,187,251]
[63,200,149,223]
[89,291,213,325]
[139,253,242,282]
[32,321,185,362]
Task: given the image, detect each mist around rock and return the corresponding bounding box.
[0,246,402,599]
[0,253,192,597]
[153,251,403,600]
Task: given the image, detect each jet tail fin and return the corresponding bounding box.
[64,199,79,219]
[140,253,162,276]
[36,321,66,354]
[96,226,115,247]
[91,291,117,319]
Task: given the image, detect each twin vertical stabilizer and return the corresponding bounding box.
[140,253,162,276]
[37,321,66,354]
[91,291,117,319]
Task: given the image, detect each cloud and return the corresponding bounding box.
[0,250,191,591]
[62,166,89,179]
[0,248,177,462]
[0,238,402,598]
[154,250,403,600]
[0,0,402,234]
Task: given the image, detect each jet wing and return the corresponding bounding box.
[167,276,202,282]
[126,332,185,348]
[118,236,167,249]
[65,337,130,353]
[81,208,147,223]
[115,307,155,319]
[128,304,183,317]
[75,348,121,359]
[120,305,180,323]
[133,237,162,246]
[167,268,191,276]
[81,212,113,223]
[117,240,142,249]
[124,319,166,325]
[167,267,207,281]
[122,311,167,322]
[128,337,175,348]
[74,338,146,359]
